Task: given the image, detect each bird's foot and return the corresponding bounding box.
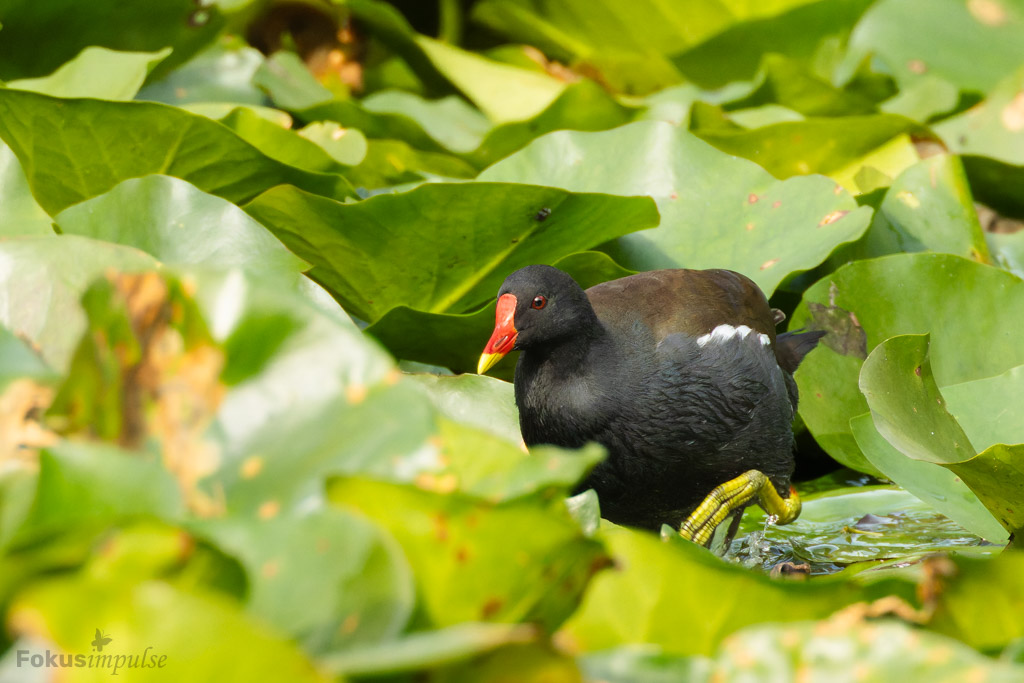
[678,470,801,547]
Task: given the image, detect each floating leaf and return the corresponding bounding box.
[6,47,170,100]
[0,89,355,215]
[792,253,1024,473]
[54,175,308,277]
[244,182,658,322]
[481,120,871,294]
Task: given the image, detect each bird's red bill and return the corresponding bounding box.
[478,293,518,374]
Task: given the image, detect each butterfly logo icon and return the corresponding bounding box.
[91,628,112,652]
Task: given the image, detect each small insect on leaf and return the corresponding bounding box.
[533,208,551,221]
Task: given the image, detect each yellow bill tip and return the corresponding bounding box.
[477,352,505,375]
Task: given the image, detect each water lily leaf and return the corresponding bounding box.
[0,0,223,81]
[480,120,871,295]
[328,476,607,630]
[791,253,1024,473]
[405,373,520,445]
[6,47,170,100]
[414,36,565,125]
[54,175,308,277]
[695,114,918,183]
[13,442,185,543]
[828,155,991,265]
[879,74,960,122]
[943,363,1024,448]
[244,182,658,322]
[188,507,414,653]
[322,622,537,677]
[859,333,1024,539]
[556,526,875,655]
[214,107,350,175]
[850,416,1008,543]
[937,67,1024,165]
[0,143,52,236]
[0,89,356,215]
[361,90,492,154]
[671,0,874,89]
[709,617,1024,680]
[9,572,328,682]
[137,43,267,106]
[987,229,1024,278]
[0,236,158,372]
[726,54,877,117]
[840,0,1024,94]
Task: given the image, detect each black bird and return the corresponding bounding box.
[477,265,825,544]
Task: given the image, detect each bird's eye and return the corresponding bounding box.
[531,295,547,310]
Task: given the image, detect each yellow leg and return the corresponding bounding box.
[678,470,801,546]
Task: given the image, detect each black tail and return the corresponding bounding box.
[775,329,826,375]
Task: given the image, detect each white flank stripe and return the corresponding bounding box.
[696,324,769,348]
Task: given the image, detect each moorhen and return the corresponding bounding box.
[477,265,825,544]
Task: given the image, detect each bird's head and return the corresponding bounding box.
[477,265,594,374]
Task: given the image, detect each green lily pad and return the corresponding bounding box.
[480,120,871,294]
[6,47,170,101]
[137,42,267,106]
[405,373,520,445]
[850,415,1008,543]
[858,334,1024,539]
[0,0,223,81]
[8,572,327,682]
[671,0,874,89]
[695,114,918,182]
[244,182,658,322]
[791,253,1024,473]
[840,0,1024,93]
[0,143,53,236]
[328,476,606,630]
[54,175,308,277]
[556,526,881,655]
[0,236,158,372]
[937,66,1024,165]
[987,229,1024,278]
[0,89,355,215]
[214,107,350,175]
[828,154,992,265]
[710,617,1024,681]
[15,442,185,543]
[944,363,1024,448]
[361,90,492,153]
[188,507,414,653]
[322,622,537,677]
[725,54,877,117]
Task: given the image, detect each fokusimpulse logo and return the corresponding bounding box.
[16,628,168,676]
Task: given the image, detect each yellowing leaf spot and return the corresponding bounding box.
[384,368,402,385]
[968,0,1008,26]
[819,210,848,226]
[345,383,367,404]
[261,560,280,579]
[341,614,360,635]
[795,161,810,174]
[760,258,780,270]
[1000,92,1024,132]
[834,184,843,195]
[895,190,921,208]
[745,222,755,231]
[748,193,758,204]
[669,191,679,200]
[908,59,927,74]
[240,456,263,479]
[258,500,280,520]
[772,200,782,209]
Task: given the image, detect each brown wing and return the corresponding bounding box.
[585,268,778,344]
